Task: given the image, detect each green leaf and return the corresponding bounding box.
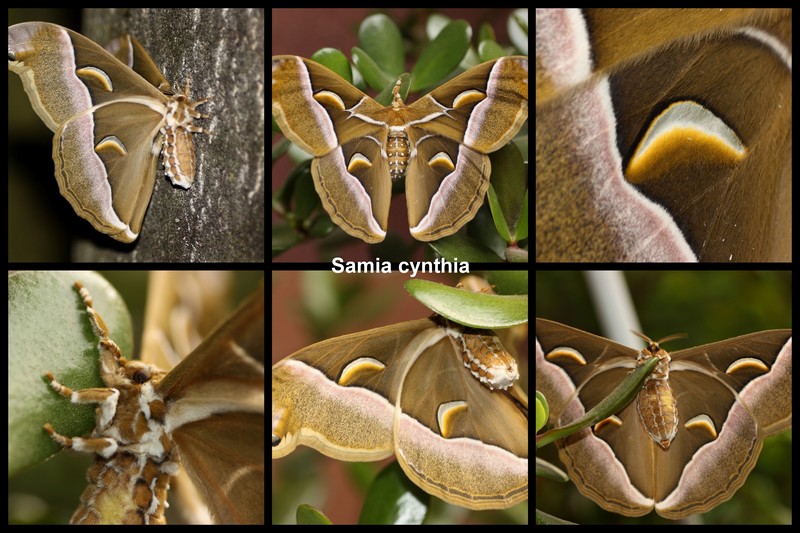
[311,48,353,83]
[487,184,511,242]
[535,456,568,483]
[352,48,394,94]
[488,143,528,241]
[404,279,527,328]
[508,9,529,54]
[8,271,133,477]
[477,40,506,61]
[411,20,472,91]
[357,14,404,76]
[426,232,504,262]
[535,391,549,433]
[296,503,333,525]
[359,462,429,524]
[515,191,529,242]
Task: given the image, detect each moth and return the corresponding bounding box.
[536,318,792,518]
[43,281,264,524]
[138,271,254,522]
[272,55,528,243]
[8,22,208,243]
[536,8,791,261]
[272,313,528,510]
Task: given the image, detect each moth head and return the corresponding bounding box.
[123,361,168,385]
[390,80,405,108]
[633,331,687,357]
[101,348,167,387]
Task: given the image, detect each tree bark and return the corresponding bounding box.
[70,8,265,262]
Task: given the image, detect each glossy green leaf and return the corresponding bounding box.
[411,20,471,91]
[358,14,404,76]
[311,48,353,83]
[536,391,549,433]
[296,503,333,525]
[404,279,527,328]
[359,462,429,525]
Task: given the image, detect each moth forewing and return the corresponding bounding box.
[105,33,173,92]
[137,272,234,524]
[171,410,264,524]
[535,9,791,262]
[271,319,430,461]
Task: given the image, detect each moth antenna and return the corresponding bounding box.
[632,330,687,347]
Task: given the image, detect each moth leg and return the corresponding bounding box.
[74,281,124,356]
[43,423,118,458]
[43,372,118,403]
[74,281,127,383]
[43,373,120,434]
[74,281,110,338]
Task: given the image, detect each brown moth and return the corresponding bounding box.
[273,312,528,510]
[536,318,792,519]
[43,282,264,524]
[272,55,528,243]
[8,22,208,242]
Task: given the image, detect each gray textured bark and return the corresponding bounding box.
[70,8,265,262]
